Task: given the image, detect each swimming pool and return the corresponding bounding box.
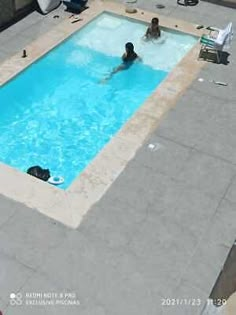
[0,13,197,189]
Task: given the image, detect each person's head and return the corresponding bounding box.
[125,42,134,54]
[151,17,159,25]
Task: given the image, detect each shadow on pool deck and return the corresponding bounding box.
[199,50,231,65]
[210,242,236,304]
[201,0,236,8]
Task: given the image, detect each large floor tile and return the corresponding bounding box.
[0,207,69,269]
[176,150,235,197]
[0,251,33,303]
[134,134,192,177]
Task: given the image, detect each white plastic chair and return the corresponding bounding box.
[199,22,233,63]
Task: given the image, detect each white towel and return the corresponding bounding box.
[215,22,233,48]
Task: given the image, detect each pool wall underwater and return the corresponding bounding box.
[0,1,205,228]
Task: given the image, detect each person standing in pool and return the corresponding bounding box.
[144,17,161,40]
[102,42,141,81]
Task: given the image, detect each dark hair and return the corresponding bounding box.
[152,17,159,24]
[125,42,134,52]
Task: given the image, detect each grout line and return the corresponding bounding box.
[219,173,236,207]
[156,133,196,150]
[157,133,236,168]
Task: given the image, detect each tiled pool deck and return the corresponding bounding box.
[0,0,236,314]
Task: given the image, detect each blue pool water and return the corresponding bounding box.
[0,13,197,189]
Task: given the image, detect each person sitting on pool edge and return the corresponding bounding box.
[102,42,141,81]
[144,17,161,40]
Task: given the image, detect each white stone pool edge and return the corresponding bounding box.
[0,1,206,228]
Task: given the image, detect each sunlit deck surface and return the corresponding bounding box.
[0,1,236,314]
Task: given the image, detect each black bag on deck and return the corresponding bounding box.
[27,166,50,182]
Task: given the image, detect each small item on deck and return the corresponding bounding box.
[198,78,228,86]
[48,176,64,185]
[125,0,137,13]
[196,25,204,29]
[53,15,60,18]
[22,49,27,58]
[148,143,161,152]
[177,0,199,5]
[71,18,83,24]
[211,80,228,86]
[156,4,165,9]
[206,26,214,30]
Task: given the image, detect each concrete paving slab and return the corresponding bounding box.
[0,34,33,55]
[38,230,119,292]
[0,207,69,269]
[5,271,81,315]
[157,78,236,164]
[127,223,197,298]
[175,149,235,197]
[158,183,220,239]
[181,242,230,295]
[172,2,236,26]
[0,251,33,304]
[111,0,178,16]
[191,77,235,107]
[18,11,45,26]
[102,159,164,204]
[19,271,66,294]
[20,20,58,41]
[133,134,192,177]
[110,159,224,234]
[20,8,70,41]
[0,51,8,64]
[157,86,235,151]
[156,108,206,148]
[204,199,236,247]
[37,230,162,314]
[195,125,236,166]
[0,28,21,45]
[105,161,190,219]
[79,201,146,249]
[193,64,236,100]
[137,0,178,16]
[162,279,207,315]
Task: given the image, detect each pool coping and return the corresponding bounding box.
[0,0,206,228]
